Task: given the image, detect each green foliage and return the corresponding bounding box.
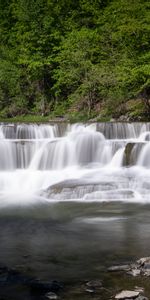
[0,0,149,119]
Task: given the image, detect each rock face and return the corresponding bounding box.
[115,290,139,299]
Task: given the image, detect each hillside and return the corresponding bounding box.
[0,0,150,121]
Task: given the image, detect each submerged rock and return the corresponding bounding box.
[127,269,141,277]
[45,292,58,299]
[108,265,130,272]
[83,279,103,294]
[143,263,150,270]
[85,287,95,294]
[85,279,102,288]
[28,279,63,294]
[136,296,149,300]
[108,256,150,278]
[142,270,150,277]
[0,264,63,300]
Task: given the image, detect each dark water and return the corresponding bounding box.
[0,201,150,283]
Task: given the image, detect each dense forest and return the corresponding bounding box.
[0,0,150,121]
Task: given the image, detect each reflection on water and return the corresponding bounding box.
[0,202,150,282]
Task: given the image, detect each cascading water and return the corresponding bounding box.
[0,122,150,206]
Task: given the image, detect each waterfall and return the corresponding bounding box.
[0,122,150,206]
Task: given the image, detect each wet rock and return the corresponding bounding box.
[0,265,63,293]
[0,264,64,300]
[127,269,141,277]
[115,290,139,299]
[23,254,30,259]
[83,279,103,294]
[134,287,144,294]
[45,292,58,299]
[123,143,135,166]
[130,263,139,269]
[108,265,131,272]
[137,257,150,266]
[28,279,63,294]
[136,296,149,300]
[0,266,29,286]
[108,256,150,278]
[143,263,150,270]
[142,270,150,277]
[85,287,95,294]
[123,143,144,167]
[85,279,102,288]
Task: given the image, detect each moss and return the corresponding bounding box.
[67,111,89,123]
[0,115,50,123]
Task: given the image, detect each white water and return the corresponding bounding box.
[0,122,150,206]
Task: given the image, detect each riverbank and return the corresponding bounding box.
[0,256,150,300]
[0,98,149,123]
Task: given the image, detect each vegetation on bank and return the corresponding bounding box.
[0,0,150,121]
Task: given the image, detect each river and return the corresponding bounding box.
[0,122,150,285]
